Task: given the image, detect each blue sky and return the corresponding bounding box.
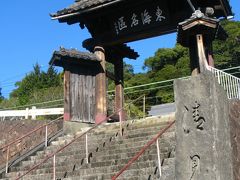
[0,0,239,98]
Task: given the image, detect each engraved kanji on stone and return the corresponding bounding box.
[156,6,166,22]
[114,16,127,34]
[190,155,200,179]
[131,13,139,27]
[141,9,152,25]
[192,101,206,130]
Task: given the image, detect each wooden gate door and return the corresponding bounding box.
[70,66,97,123]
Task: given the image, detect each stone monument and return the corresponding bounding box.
[174,72,234,180]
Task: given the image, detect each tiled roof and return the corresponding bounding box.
[51,0,233,24]
[51,0,117,18]
[177,14,223,47]
[50,47,101,67]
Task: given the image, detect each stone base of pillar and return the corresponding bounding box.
[64,113,71,121]
[108,110,127,122]
[95,113,107,124]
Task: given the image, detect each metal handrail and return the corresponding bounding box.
[0,116,63,174]
[16,95,145,180]
[208,66,240,99]
[0,116,63,151]
[112,120,175,180]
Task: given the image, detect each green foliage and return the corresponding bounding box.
[125,44,190,105]
[125,103,144,119]
[28,86,63,107]
[107,61,135,91]
[213,20,240,69]
[144,44,189,72]
[0,97,18,109]
[0,88,3,103]
[10,63,63,106]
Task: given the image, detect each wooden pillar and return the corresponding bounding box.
[64,70,71,121]
[206,42,215,67]
[114,58,124,120]
[94,46,107,124]
[196,34,209,73]
[189,34,210,75]
[189,36,200,76]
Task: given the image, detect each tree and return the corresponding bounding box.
[0,87,3,103]
[143,44,189,72]
[10,63,62,106]
[213,20,240,69]
[107,61,135,91]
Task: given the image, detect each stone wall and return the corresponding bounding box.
[229,100,240,180]
[0,119,63,169]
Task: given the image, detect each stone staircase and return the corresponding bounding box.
[1,115,175,180]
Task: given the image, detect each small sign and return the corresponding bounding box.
[111,2,170,37]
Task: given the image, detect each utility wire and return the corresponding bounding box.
[37,103,64,109]
[109,66,240,93]
[0,65,48,83]
[2,69,240,97]
[124,84,173,95]
[1,66,240,109]
[108,77,188,93]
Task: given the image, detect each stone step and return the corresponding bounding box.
[89,125,174,138]
[66,127,174,147]
[44,122,174,156]
[54,134,74,143]
[8,129,173,174]
[30,144,170,165]
[33,131,175,162]
[76,157,174,173]
[9,144,174,174]
[61,161,158,178]
[10,151,175,179]
[35,134,174,159]
[91,120,174,136]
[92,116,173,132]
[3,116,176,180]
[54,123,174,147]
[6,158,174,179]
[4,172,63,180]
[65,162,175,180]
[18,145,173,171]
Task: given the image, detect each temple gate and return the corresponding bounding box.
[50,0,232,124]
[48,0,237,179]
